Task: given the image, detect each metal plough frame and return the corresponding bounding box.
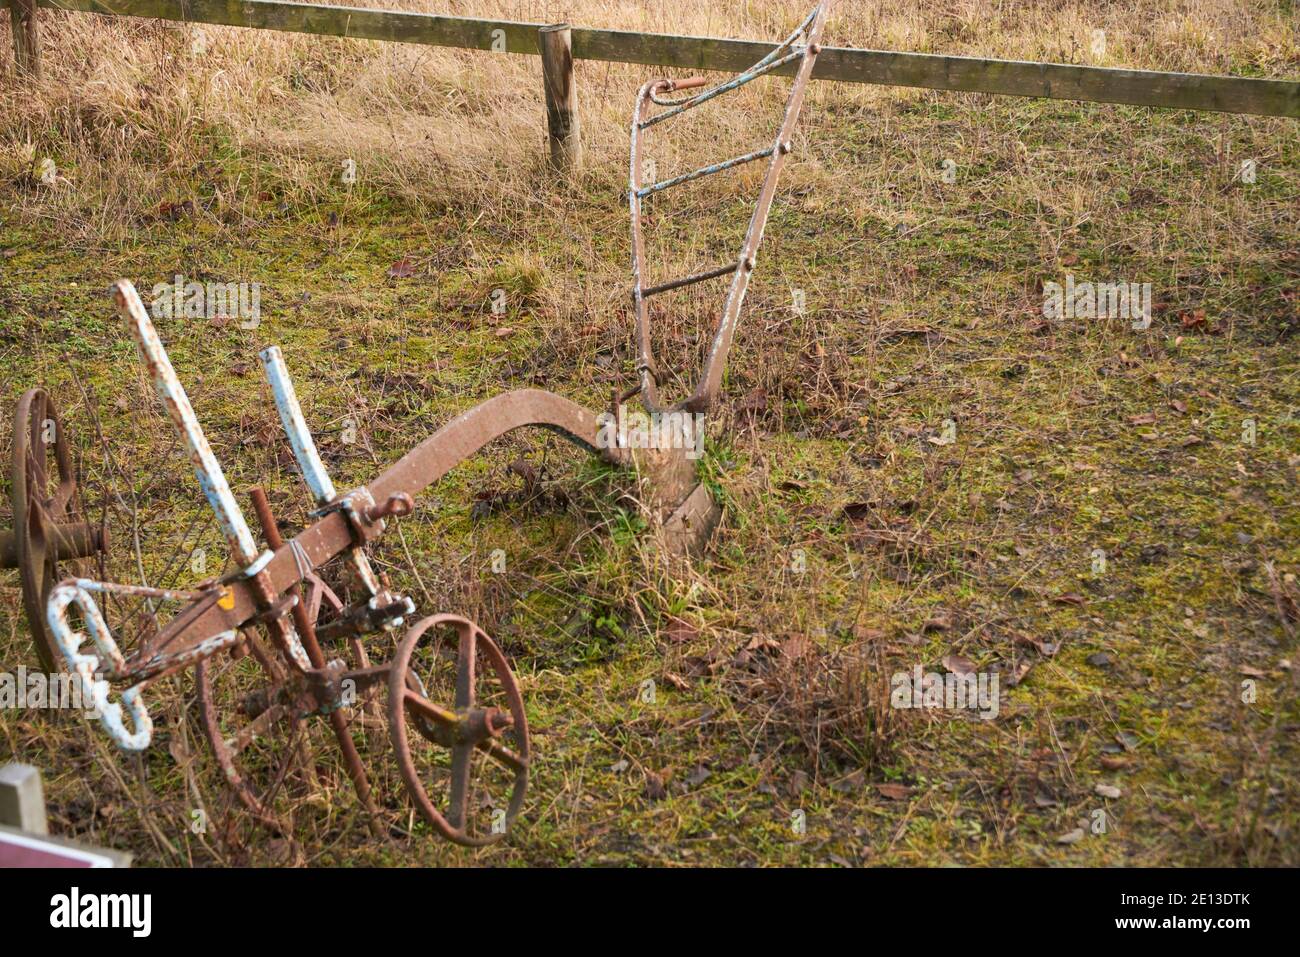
[11,2,831,848]
[631,2,830,414]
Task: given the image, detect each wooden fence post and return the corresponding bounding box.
[539,24,581,175]
[9,0,41,78]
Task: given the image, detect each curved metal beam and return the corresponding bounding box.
[138,389,614,664]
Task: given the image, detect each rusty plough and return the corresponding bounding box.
[2,2,830,847]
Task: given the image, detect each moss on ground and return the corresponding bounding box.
[1,86,1296,867]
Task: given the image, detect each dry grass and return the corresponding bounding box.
[0,1,1297,866]
[1,0,1296,238]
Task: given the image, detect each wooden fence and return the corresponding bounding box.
[5,0,1298,168]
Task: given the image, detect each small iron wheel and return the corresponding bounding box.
[388,614,529,847]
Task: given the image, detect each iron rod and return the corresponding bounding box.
[637,146,777,198]
[639,260,742,299]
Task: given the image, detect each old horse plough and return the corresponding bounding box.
[3,3,830,847]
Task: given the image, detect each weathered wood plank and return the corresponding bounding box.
[38,0,546,52]
[32,0,1300,118]
[571,26,1299,117]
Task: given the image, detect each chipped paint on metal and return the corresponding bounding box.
[46,581,153,750]
[113,280,260,568]
[260,346,338,504]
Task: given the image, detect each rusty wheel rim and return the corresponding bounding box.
[388,614,529,847]
[196,574,345,831]
[11,388,96,673]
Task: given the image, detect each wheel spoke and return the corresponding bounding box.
[402,688,457,729]
[303,577,323,626]
[29,397,48,493]
[446,742,473,830]
[454,622,477,710]
[51,477,77,514]
[479,739,527,774]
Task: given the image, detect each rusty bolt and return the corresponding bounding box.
[366,492,414,523]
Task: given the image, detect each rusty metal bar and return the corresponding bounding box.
[0,523,103,569]
[640,259,745,299]
[636,146,777,198]
[639,46,810,128]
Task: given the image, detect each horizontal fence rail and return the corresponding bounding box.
[17,0,1300,118]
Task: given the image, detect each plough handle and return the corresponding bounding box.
[113,280,264,571]
[258,345,385,600]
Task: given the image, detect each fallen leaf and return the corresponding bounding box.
[841,501,875,521]
[643,770,668,801]
[942,653,977,675]
[387,257,417,279]
[1057,827,1086,845]
[1127,412,1158,426]
[684,765,712,788]
[782,634,812,660]
[1169,399,1188,414]
[1100,756,1131,771]
[875,783,912,800]
[494,327,515,337]
[663,672,691,692]
[1095,784,1123,799]
[665,617,698,644]
[1013,632,1047,654]
[1005,660,1033,687]
[1054,592,1087,606]
[1115,731,1141,752]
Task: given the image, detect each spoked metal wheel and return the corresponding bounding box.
[388,614,529,846]
[195,573,347,831]
[6,388,107,673]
